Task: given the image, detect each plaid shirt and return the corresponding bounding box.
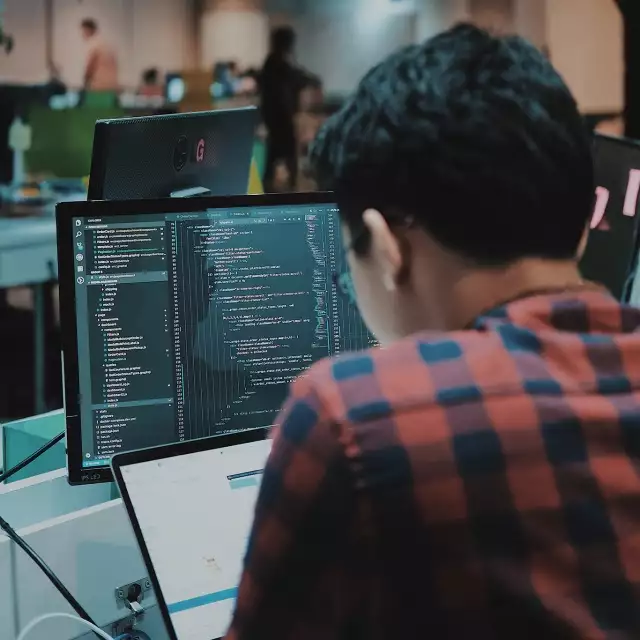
[226,288,640,640]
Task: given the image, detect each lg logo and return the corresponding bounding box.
[196,138,206,163]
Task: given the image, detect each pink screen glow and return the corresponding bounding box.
[623,169,640,217]
[591,169,640,230]
[591,186,610,229]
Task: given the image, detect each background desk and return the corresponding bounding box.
[0,216,57,415]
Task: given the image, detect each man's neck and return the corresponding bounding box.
[446,258,585,329]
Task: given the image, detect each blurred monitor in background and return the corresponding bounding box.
[580,134,640,300]
[212,61,237,100]
[165,72,186,104]
[211,61,258,99]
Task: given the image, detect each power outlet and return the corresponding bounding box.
[115,577,152,609]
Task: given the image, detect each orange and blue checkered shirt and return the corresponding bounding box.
[226,288,640,640]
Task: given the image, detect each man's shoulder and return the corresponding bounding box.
[302,330,512,422]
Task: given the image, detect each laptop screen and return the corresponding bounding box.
[118,437,272,640]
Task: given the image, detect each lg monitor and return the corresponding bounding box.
[88,107,258,201]
[580,134,640,300]
[57,192,376,484]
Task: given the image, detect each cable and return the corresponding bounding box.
[17,612,113,640]
[0,431,64,484]
[0,513,103,639]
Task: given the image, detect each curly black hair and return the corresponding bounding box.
[310,24,594,266]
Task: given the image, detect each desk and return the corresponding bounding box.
[0,217,57,414]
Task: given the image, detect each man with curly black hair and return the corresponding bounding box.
[226,24,640,640]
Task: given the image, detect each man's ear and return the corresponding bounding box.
[362,209,402,291]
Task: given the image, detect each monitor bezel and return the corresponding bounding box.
[56,191,337,485]
[111,427,270,640]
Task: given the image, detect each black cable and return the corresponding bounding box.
[0,514,103,639]
[0,431,64,484]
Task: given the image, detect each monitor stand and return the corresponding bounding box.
[170,186,212,198]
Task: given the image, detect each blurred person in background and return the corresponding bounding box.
[80,18,119,92]
[260,26,317,192]
[138,68,164,98]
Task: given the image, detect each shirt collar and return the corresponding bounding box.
[466,283,640,335]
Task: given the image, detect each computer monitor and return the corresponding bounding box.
[112,428,271,640]
[165,72,186,104]
[580,134,640,300]
[88,107,258,201]
[57,192,376,485]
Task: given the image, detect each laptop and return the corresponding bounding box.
[112,428,271,640]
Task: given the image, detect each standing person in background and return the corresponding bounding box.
[80,18,119,92]
[260,26,312,192]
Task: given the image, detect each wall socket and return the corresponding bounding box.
[115,577,152,608]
